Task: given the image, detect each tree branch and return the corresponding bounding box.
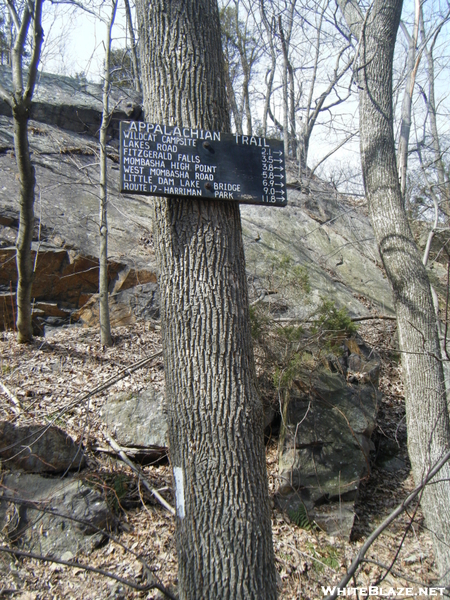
[103,431,176,516]
[24,0,44,103]
[0,545,176,598]
[324,448,450,600]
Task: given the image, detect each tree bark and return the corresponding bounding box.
[98,0,117,348]
[1,0,44,343]
[124,0,141,93]
[14,104,35,343]
[135,1,276,598]
[338,0,450,584]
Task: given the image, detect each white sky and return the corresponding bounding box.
[36,0,450,196]
[41,3,130,81]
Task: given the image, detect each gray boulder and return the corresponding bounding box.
[277,337,381,538]
[0,473,113,558]
[0,421,85,473]
[101,388,168,459]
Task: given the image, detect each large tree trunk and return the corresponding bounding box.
[135,1,276,598]
[338,0,450,584]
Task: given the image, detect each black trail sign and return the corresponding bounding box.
[119,121,287,206]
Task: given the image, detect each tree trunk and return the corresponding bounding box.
[0,0,44,343]
[260,1,276,137]
[224,59,243,134]
[338,0,450,584]
[124,0,141,93]
[98,0,117,348]
[419,11,450,217]
[14,104,35,343]
[242,66,253,135]
[397,2,420,203]
[135,1,276,598]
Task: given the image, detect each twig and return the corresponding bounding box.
[0,381,22,414]
[103,431,176,516]
[324,448,450,600]
[363,558,431,588]
[46,349,163,417]
[0,495,173,596]
[0,545,176,597]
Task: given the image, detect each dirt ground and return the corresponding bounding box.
[0,320,441,599]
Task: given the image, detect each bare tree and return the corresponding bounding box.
[277,0,296,157]
[98,0,118,347]
[220,0,262,135]
[397,0,421,202]
[259,0,277,136]
[0,0,44,343]
[257,0,354,169]
[295,0,352,171]
[123,0,141,92]
[338,0,450,584]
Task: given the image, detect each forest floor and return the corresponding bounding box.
[0,319,441,599]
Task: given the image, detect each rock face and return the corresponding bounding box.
[74,282,160,328]
[0,421,85,473]
[101,388,168,460]
[0,70,394,537]
[0,68,158,331]
[242,171,394,319]
[0,245,158,331]
[0,69,394,333]
[277,336,381,538]
[0,473,112,558]
[0,66,142,138]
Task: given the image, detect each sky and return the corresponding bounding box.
[35,0,450,197]
[40,2,130,82]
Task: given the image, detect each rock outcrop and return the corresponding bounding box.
[0,69,398,539]
[0,67,142,139]
[0,473,113,558]
[101,388,168,461]
[0,421,85,473]
[0,67,395,334]
[277,336,381,538]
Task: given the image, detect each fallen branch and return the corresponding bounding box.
[272,314,396,324]
[324,448,450,600]
[0,495,175,597]
[103,431,176,516]
[0,545,176,598]
[0,381,22,414]
[46,349,163,417]
[351,315,396,322]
